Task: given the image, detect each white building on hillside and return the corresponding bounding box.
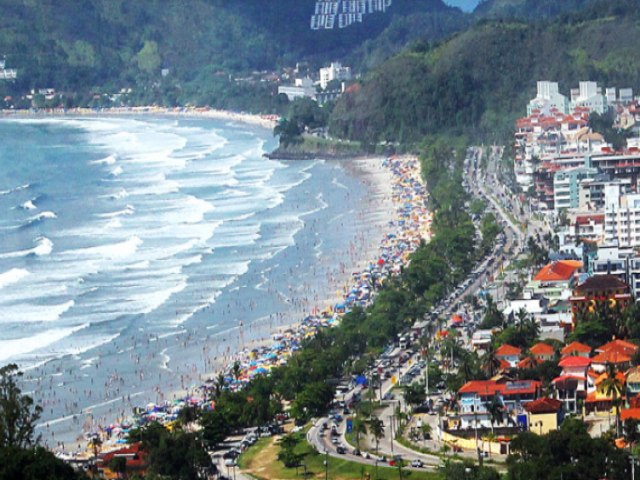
[570,81,607,114]
[319,62,351,90]
[278,77,316,101]
[527,81,569,116]
[604,183,640,247]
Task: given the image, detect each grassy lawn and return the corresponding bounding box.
[238,433,441,480]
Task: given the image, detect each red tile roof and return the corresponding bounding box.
[517,357,540,369]
[552,375,583,385]
[561,341,592,355]
[591,350,632,365]
[558,356,591,368]
[458,380,503,395]
[597,339,638,355]
[498,358,512,371]
[530,343,555,356]
[622,408,640,421]
[496,344,522,357]
[533,260,582,282]
[575,214,604,226]
[100,442,148,472]
[524,397,563,414]
[459,380,541,396]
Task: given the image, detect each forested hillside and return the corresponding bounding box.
[474,0,596,19]
[0,0,467,108]
[328,0,640,144]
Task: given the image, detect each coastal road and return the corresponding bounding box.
[306,145,532,469]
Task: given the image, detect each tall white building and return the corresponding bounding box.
[604,183,640,247]
[570,81,607,114]
[527,81,569,115]
[319,62,351,90]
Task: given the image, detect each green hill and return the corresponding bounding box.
[0,0,467,109]
[473,0,595,19]
[328,0,640,144]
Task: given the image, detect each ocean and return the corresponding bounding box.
[0,115,388,446]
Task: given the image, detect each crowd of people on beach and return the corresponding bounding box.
[54,155,432,458]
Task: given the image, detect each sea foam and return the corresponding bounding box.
[0,268,30,289]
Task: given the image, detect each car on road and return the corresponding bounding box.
[336,446,346,454]
[411,459,424,468]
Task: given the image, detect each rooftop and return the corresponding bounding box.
[558,356,591,368]
[524,397,563,414]
[574,274,629,292]
[530,342,555,356]
[561,341,591,355]
[496,344,522,357]
[533,260,582,283]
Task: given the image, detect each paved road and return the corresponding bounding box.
[239,145,534,477]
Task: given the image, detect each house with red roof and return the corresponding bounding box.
[590,339,638,372]
[552,356,594,413]
[524,397,564,435]
[560,341,591,357]
[527,260,583,301]
[529,342,555,362]
[516,356,540,370]
[458,379,541,429]
[495,344,522,368]
[585,370,626,413]
[98,442,148,479]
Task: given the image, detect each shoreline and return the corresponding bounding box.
[47,154,431,459]
[2,111,430,457]
[0,106,279,130]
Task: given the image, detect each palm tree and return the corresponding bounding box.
[353,417,367,450]
[458,351,476,382]
[484,431,497,458]
[484,395,504,434]
[602,362,626,437]
[88,435,102,479]
[516,308,529,332]
[481,344,501,378]
[213,372,226,399]
[368,416,385,454]
[232,361,242,381]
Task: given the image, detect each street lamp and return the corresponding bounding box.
[324,450,329,480]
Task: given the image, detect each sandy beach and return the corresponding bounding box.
[0,106,279,129]
[0,110,429,456]
[57,153,430,457]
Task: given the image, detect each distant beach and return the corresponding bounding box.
[0,106,279,129]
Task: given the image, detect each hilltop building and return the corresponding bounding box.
[319,62,352,90]
[527,81,569,116]
[311,0,393,30]
[570,81,607,114]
